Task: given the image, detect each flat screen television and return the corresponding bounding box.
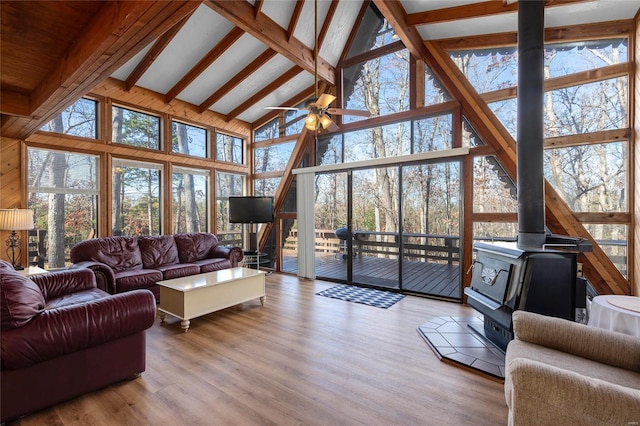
[228,196,274,223]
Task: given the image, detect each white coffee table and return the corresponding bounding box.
[157,267,266,332]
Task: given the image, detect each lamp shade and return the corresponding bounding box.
[0,209,35,231]
[305,112,319,130]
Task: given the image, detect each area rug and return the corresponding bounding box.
[316,285,405,309]
[417,316,505,381]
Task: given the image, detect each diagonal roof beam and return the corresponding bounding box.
[374,0,629,295]
[224,66,303,121]
[287,0,305,42]
[166,26,245,103]
[199,48,277,113]
[206,0,335,85]
[125,14,193,91]
[1,0,202,140]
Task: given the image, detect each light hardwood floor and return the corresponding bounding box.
[11,274,508,426]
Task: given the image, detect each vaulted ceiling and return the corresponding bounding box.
[1,0,638,140]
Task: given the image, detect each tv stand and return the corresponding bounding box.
[243,250,270,271]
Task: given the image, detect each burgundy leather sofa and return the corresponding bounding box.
[0,259,156,422]
[70,232,243,301]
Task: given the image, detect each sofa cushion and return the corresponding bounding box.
[197,258,232,273]
[174,233,219,263]
[114,269,163,293]
[70,237,143,272]
[138,235,179,269]
[1,271,45,329]
[156,263,200,280]
[45,288,109,310]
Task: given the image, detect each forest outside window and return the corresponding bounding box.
[172,121,207,158]
[39,97,98,139]
[27,147,99,269]
[112,158,162,236]
[172,166,209,234]
[216,172,245,246]
[112,105,161,150]
[216,133,244,164]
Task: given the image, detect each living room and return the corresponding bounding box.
[1,0,639,424]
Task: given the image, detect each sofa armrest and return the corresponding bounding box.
[512,310,640,371]
[30,269,96,300]
[70,260,117,294]
[505,357,640,425]
[210,245,244,266]
[1,289,156,370]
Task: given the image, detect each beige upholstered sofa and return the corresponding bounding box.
[505,310,640,426]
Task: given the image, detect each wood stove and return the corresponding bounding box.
[465,237,591,351]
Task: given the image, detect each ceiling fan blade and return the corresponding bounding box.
[327,108,370,117]
[264,106,302,111]
[316,93,336,109]
[326,120,340,132]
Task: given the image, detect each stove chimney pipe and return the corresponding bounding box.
[517,0,546,250]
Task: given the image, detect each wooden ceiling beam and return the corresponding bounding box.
[165,26,245,103]
[206,0,335,85]
[224,66,303,121]
[374,0,629,295]
[125,14,192,91]
[1,0,202,140]
[407,0,593,26]
[0,91,30,117]
[199,48,278,113]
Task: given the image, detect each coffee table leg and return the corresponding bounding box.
[260,295,266,306]
[159,312,166,324]
[181,319,190,332]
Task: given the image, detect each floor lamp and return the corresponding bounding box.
[0,208,35,270]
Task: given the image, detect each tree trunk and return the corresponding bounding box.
[47,116,66,267]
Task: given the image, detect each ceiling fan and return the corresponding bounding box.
[265,0,370,132]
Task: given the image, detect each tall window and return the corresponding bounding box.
[27,148,99,268]
[216,172,245,245]
[112,105,161,150]
[216,133,243,164]
[172,121,207,158]
[112,158,162,236]
[40,97,98,139]
[172,166,209,234]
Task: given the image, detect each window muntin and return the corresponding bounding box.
[112,105,161,150]
[473,156,517,213]
[254,141,295,173]
[216,172,245,246]
[343,49,410,124]
[172,166,209,233]
[216,133,244,164]
[172,121,207,158]
[413,114,453,152]
[254,118,279,142]
[544,142,627,213]
[40,98,98,139]
[27,148,99,268]
[112,158,162,236]
[545,39,627,78]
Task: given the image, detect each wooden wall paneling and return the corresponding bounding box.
[0,138,25,265]
[633,11,639,295]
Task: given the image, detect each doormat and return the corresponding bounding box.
[417,316,505,381]
[316,285,405,309]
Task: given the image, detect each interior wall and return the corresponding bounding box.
[0,137,26,265]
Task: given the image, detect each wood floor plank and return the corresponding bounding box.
[10,274,507,426]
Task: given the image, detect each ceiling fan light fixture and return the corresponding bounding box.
[319,114,333,129]
[305,112,319,130]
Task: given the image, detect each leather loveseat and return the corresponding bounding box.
[70,232,243,301]
[0,259,156,422]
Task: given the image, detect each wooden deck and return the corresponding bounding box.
[282,253,461,300]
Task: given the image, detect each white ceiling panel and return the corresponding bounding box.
[320,0,364,66]
[293,0,333,49]
[416,13,518,40]
[136,4,234,93]
[237,72,315,122]
[261,0,297,29]
[210,55,299,114]
[110,42,154,81]
[177,34,268,106]
[545,0,640,27]
[400,0,482,14]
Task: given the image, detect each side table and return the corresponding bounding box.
[17,266,48,277]
[588,295,640,338]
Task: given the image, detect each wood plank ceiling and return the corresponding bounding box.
[0,0,638,294]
